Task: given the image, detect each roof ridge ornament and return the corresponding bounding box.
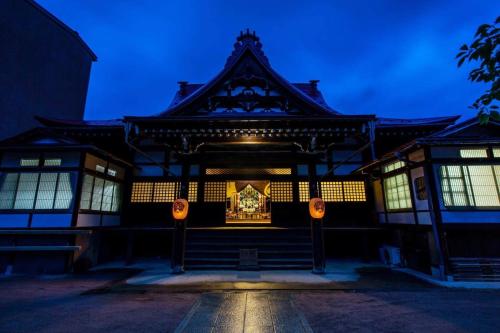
[225,29,269,68]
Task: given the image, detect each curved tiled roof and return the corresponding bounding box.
[157,30,339,117]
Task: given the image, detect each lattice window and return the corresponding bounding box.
[382,161,406,173]
[14,173,39,209]
[321,182,343,202]
[204,182,226,202]
[188,182,198,202]
[80,174,94,209]
[206,168,292,175]
[20,159,39,167]
[54,173,73,209]
[493,148,500,158]
[270,182,293,202]
[384,174,412,210]
[153,182,178,202]
[34,173,58,209]
[440,165,500,207]
[101,180,115,211]
[43,158,62,167]
[343,181,366,202]
[91,178,104,210]
[298,182,310,202]
[130,182,153,203]
[0,173,19,209]
[0,172,74,210]
[460,148,488,158]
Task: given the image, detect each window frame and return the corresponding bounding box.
[0,171,76,213]
[382,172,413,212]
[78,170,123,214]
[439,163,500,210]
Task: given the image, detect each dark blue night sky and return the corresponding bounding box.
[37,0,499,121]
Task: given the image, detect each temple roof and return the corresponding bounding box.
[35,116,123,128]
[167,82,333,111]
[358,117,500,171]
[376,115,460,128]
[149,30,340,118]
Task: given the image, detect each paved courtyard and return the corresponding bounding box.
[0,267,500,332]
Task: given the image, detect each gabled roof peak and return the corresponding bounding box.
[225,29,269,68]
[237,29,260,43]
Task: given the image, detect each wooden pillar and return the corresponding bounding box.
[423,148,448,280]
[171,163,190,274]
[309,163,325,273]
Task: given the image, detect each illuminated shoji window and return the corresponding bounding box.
[343,181,366,202]
[298,182,310,202]
[153,182,178,202]
[188,182,198,202]
[440,165,500,207]
[493,148,500,158]
[20,159,39,167]
[460,148,488,158]
[270,182,293,202]
[204,182,226,202]
[43,158,62,167]
[384,174,412,210]
[0,172,74,210]
[205,168,292,176]
[382,160,405,173]
[130,182,154,202]
[320,182,343,202]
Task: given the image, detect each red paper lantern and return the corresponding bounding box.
[172,199,189,220]
[309,198,325,219]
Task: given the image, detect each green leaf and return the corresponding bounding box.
[479,113,490,125]
[490,110,500,121]
[457,57,466,67]
[476,24,491,37]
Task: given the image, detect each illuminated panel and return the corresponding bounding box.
[43,158,62,167]
[206,168,292,175]
[270,182,293,202]
[460,148,488,158]
[382,161,405,173]
[493,148,500,158]
[298,182,310,202]
[20,159,39,167]
[14,173,39,209]
[342,181,366,202]
[0,173,19,209]
[204,182,226,202]
[321,182,343,202]
[466,165,499,206]
[153,182,178,202]
[34,173,57,209]
[384,174,412,210]
[130,182,153,203]
[188,182,198,202]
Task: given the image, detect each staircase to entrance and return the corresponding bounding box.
[185,227,313,270]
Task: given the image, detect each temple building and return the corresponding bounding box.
[0,31,499,281]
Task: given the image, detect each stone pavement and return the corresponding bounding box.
[174,291,313,333]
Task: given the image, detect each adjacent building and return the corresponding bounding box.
[0,30,498,281]
[0,0,96,140]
